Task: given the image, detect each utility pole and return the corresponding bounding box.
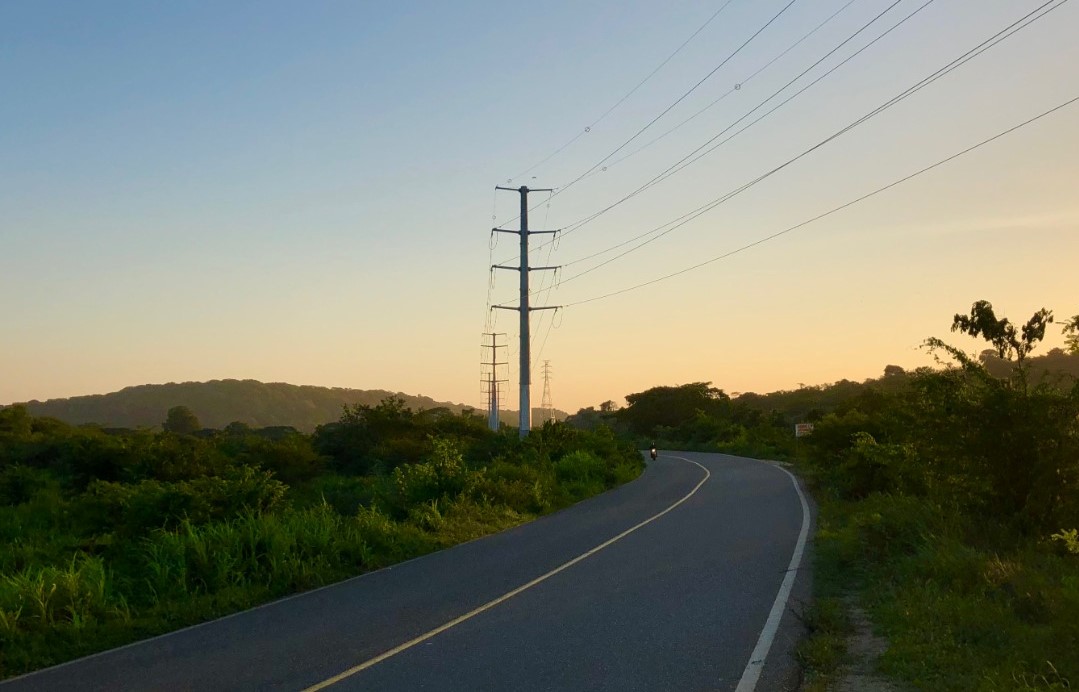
[541,360,553,426]
[492,186,559,438]
[480,333,507,432]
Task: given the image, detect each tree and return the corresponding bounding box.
[951,300,1052,369]
[1063,314,1079,355]
[883,364,906,377]
[163,406,201,434]
[920,300,1079,528]
[0,405,33,437]
[224,421,252,436]
[617,382,730,436]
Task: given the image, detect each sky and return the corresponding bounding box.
[2,0,1077,414]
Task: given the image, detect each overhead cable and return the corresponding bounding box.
[581,0,862,182]
[551,0,1066,287]
[506,0,738,184]
[559,93,1079,307]
[559,0,923,239]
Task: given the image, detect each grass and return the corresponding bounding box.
[800,477,1079,691]
[796,596,852,692]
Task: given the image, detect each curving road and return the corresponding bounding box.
[2,452,813,692]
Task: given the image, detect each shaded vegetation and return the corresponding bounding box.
[0,400,640,679]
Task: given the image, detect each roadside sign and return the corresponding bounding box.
[794,423,814,438]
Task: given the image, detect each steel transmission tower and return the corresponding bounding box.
[492,186,560,438]
[480,333,508,432]
[540,360,553,425]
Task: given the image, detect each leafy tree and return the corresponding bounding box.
[1063,314,1079,355]
[950,300,1052,369]
[224,421,252,436]
[617,382,730,436]
[163,406,201,434]
[913,300,1079,529]
[0,405,33,438]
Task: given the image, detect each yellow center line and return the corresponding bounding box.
[302,455,710,691]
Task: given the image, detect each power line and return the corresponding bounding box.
[496,0,915,268]
[558,93,1079,308]
[534,307,561,370]
[505,0,738,184]
[551,0,1065,288]
[530,192,561,357]
[551,0,803,199]
[558,0,922,239]
[495,0,803,233]
[579,0,862,183]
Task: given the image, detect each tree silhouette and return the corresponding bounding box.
[163,406,201,434]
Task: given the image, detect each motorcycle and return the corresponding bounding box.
[649,446,658,461]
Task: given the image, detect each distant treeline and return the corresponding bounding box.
[567,344,1079,448]
[7,379,567,433]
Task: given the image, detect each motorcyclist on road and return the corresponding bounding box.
[649,442,658,461]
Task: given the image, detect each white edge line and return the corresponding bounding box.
[302,455,711,691]
[734,461,811,692]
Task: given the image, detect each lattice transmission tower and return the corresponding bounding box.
[480,333,508,432]
[540,360,554,425]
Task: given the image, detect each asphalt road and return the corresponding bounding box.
[2,452,813,692]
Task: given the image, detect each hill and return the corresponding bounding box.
[9,380,478,432]
[9,379,569,432]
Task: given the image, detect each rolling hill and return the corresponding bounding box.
[8,379,567,433]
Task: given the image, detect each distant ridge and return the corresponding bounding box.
[9,379,568,433]
[11,380,472,432]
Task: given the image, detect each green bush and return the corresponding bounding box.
[79,467,287,537]
[0,466,57,506]
[554,450,605,483]
[290,473,377,515]
[391,438,471,509]
[230,435,322,485]
[0,554,117,632]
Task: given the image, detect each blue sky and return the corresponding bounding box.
[3,0,1077,412]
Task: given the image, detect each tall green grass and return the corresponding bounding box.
[808,490,1079,691]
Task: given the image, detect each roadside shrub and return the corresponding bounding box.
[0,466,56,506]
[0,554,115,631]
[140,504,374,601]
[470,462,553,514]
[427,496,529,546]
[803,409,884,465]
[391,438,470,509]
[554,450,605,483]
[1050,529,1079,556]
[129,434,230,482]
[79,467,287,537]
[292,474,377,515]
[553,450,607,502]
[827,433,924,500]
[353,505,437,566]
[235,435,322,485]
